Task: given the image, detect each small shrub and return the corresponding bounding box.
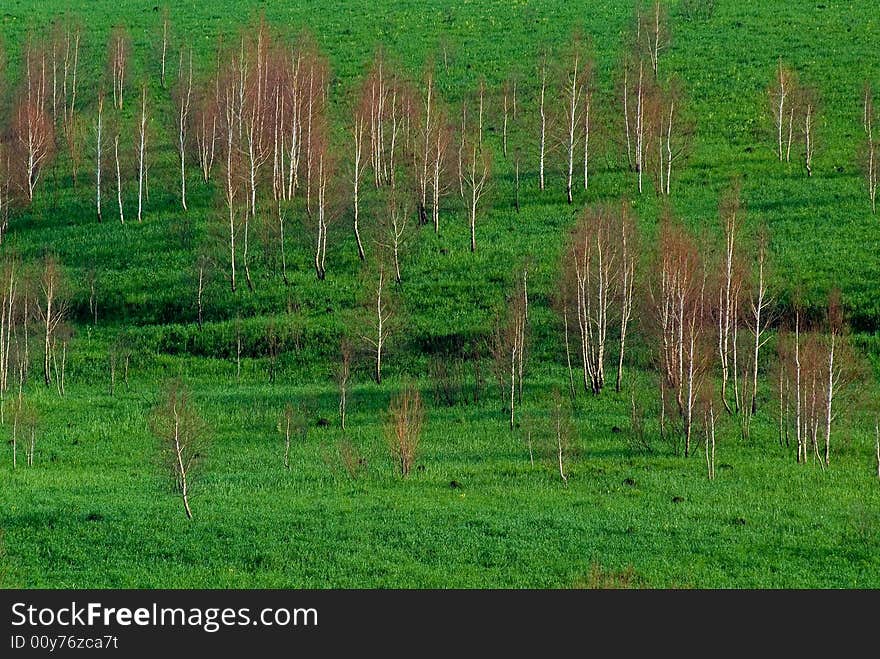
[337,439,367,480]
[385,383,425,477]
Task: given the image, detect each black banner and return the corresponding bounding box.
[0,589,875,654]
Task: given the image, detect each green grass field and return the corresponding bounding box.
[1,1,879,588]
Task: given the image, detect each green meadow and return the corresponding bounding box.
[1,1,879,588]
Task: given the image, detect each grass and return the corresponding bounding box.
[0,0,879,588]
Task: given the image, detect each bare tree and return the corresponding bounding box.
[639,0,670,77]
[385,383,424,477]
[13,43,55,202]
[715,183,744,413]
[551,389,571,484]
[582,64,595,191]
[311,138,333,281]
[491,270,529,430]
[136,85,149,222]
[793,304,804,462]
[780,297,854,467]
[49,18,80,127]
[108,27,130,110]
[338,339,352,431]
[616,202,638,392]
[800,86,817,177]
[218,55,243,291]
[94,91,105,222]
[414,63,451,233]
[502,76,513,157]
[377,193,412,284]
[700,384,717,480]
[113,126,124,224]
[747,227,772,415]
[647,79,689,196]
[174,48,194,211]
[823,289,844,466]
[36,256,67,389]
[429,111,451,233]
[194,80,218,183]
[0,147,13,244]
[625,58,648,193]
[194,253,211,330]
[159,8,170,89]
[649,217,709,456]
[460,114,491,253]
[150,380,209,519]
[864,83,877,214]
[538,55,549,191]
[360,263,395,385]
[281,402,294,470]
[561,34,592,204]
[0,258,20,414]
[18,401,38,467]
[566,205,617,395]
[769,60,798,162]
[63,112,85,190]
[351,90,368,260]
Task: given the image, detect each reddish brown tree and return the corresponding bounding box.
[108,27,130,110]
[649,216,710,456]
[12,40,54,202]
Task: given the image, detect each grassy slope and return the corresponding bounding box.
[1,1,879,587]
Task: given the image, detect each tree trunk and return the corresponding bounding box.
[114,134,124,224]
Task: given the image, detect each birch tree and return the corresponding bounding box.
[351,91,368,260]
[460,113,491,253]
[746,227,772,415]
[648,79,688,196]
[194,81,218,184]
[491,270,529,430]
[769,60,798,162]
[36,256,67,389]
[715,183,744,413]
[50,18,80,127]
[650,217,709,456]
[159,8,170,89]
[113,124,124,224]
[360,263,395,385]
[538,55,549,191]
[863,83,877,214]
[429,111,451,233]
[639,0,669,78]
[310,128,334,281]
[616,202,638,392]
[94,91,105,222]
[150,380,209,520]
[561,35,591,204]
[218,57,243,291]
[377,193,412,285]
[566,206,617,395]
[822,290,845,466]
[174,48,194,211]
[700,385,717,480]
[13,43,54,202]
[800,86,817,177]
[136,85,149,222]
[108,27,130,110]
[414,63,450,233]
